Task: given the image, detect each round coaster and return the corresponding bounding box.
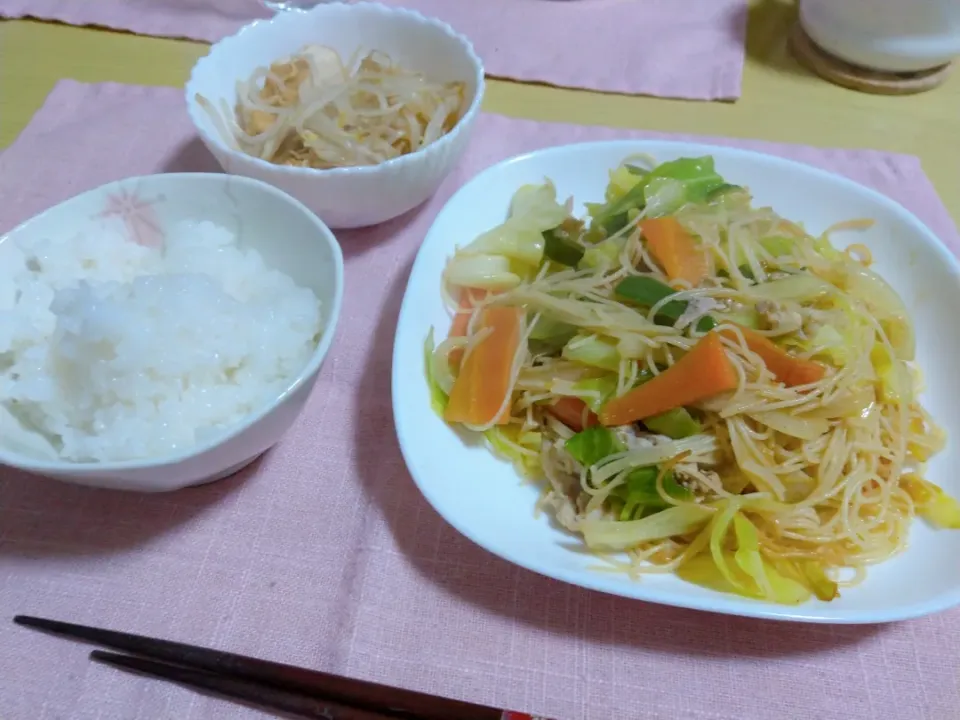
[788,22,954,95]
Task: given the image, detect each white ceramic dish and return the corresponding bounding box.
[392,141,960,623]
[185,2,485,229]
[0,173,344,493]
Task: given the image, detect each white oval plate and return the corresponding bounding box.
[392,141,960,623]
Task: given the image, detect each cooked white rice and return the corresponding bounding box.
[0,220,323,463]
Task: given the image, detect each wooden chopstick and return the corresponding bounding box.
[91,650,403,720]
[14,615,502,720]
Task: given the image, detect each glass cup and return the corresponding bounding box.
[799,0,960,72]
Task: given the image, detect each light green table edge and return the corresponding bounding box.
[2,1,958,225]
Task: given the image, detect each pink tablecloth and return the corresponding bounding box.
[1,80,959,720]
[0,0,748,100]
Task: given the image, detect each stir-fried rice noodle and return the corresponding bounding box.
[197,45,465,168]
[427,156,955,604]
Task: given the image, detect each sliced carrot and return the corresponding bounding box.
[599,332,737,426]
[548,397,598,432]
[640,217,708,287]
[448,289,489,366]
[720,326,826,387]
[444,306,521,426]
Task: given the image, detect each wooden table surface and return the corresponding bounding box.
[1,2,959,228]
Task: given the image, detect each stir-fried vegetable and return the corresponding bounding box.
[611,466,694,510]
[721,326,826,387]
[640,217,708,286]
[590,435,717,480]
[677,552,812,605]
[548,397,597,432]
[542,219,586,267]
[795,561,839,602]
[803,384,875,420]
[582,505,713,552]
[529,314,575,342]
[806,324,849,365]
[565,425,624,466]
[449,289,488,339]
[589,181,646,235]
[679,509,813,605]
[614,276,717,332]
[444,182,567,289]
[485,425,542,477]
[723,307,761,329]
[582,236,627,270]
[644,407,701,439]
[424,329,448,417]
[749,410,828,440]
[649,156,727,203]
[588,156,728,235]
[600,332,738,425]
[528,314,577,356]
[447,289,489,365]
[756,235,795,257]
[567,376,620,413]
[564,427,694,521]
[902,476,960,529]
[445,254,521,291]
[842,261,915,361]
[510,182,570,228]
[562,335,621,371]
[705,183,744,201]
[445,307,521,425]
[750,275,832,302]
[606,164,645,203]
[871,344,913,403]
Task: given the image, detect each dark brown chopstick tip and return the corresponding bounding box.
[90,649,123,664]
[13,615,59,630]
[14,615,100,639]
[90,650,158,676]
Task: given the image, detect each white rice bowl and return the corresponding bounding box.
[0,220,323,463]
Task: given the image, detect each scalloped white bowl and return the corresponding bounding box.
[185,2,485,229]
[0,173,343,492]
[393,140,960,624]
